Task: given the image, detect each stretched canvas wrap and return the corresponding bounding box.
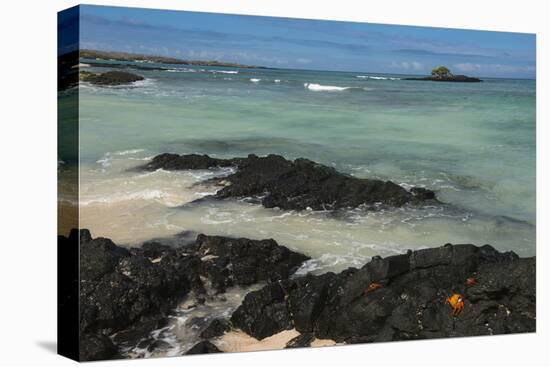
[57,4,536,362]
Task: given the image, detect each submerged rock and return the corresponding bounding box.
[230,244,535,343]
[73,230,309,360]
[80,70,144,86]
[140,153,437,211]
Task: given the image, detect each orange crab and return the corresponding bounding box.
[446,293,465,316]
[365,282,384,294]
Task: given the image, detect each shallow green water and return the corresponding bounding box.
[66,62,535,267]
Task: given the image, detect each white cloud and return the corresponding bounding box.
[391,61,424,72]
[454,63,535,74]
[296,57,312,64]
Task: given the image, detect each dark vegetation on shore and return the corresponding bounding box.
[69,228,535,361]
[80,49,271,69]
[140,153,438,211]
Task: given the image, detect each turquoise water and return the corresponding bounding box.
[72,62,536,267]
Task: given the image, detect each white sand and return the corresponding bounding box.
[214,328,337,352]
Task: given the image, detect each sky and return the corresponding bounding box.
[72,4,536,78]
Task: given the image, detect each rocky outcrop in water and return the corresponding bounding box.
[79,70,144,86]
[229,244,535,343]
[74,229,308,361]
[141,153,437,210]
[403,75,482,82]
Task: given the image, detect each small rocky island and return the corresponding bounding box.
[404,66,482,82]
[79,70,144,86]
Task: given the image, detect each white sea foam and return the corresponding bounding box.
[115,149,145,156]
[304,83,371,92]
[213,70,238,74]
[250,78,261,83]
[294,253,367,275]
[304,83,349,91]
[274,79,281,83]
[356,75,400,80]
[165,68,197,73]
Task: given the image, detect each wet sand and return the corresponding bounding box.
[214,329,336,352]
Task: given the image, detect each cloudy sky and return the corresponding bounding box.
[76,5,536,78]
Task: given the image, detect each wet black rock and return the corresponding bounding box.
[230,282,293,340]
[200,318,231,339]
[185,341,222,354]
[190,234,310,292]
[74,230,309,360]
[141,153,234,171]
[141,153,437,211]
[79,236,130,282]
[230,244,535,343]
[79,240,202,338]
[80,70,144,86]
[285,333,315,348]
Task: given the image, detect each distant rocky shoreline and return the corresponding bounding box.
[68,229,535,361]
[80,49,271,69]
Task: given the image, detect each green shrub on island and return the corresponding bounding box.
[431,65,452,78]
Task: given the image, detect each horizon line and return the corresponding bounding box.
[72,48,536,81]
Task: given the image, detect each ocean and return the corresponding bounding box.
[61,61,536,266]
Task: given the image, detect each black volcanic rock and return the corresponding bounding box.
[141,153,234,171]
[185,341,222,354]
[80,70,144,86]
[191,234,310,292]
[230,282,293,340]
[200,318,231,339]
[403,75,481,82]
[140,153,437,211]
[230,244,535,342]
[73,230,309,360]
[79,236,130,281]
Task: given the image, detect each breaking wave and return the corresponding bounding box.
[356,75,400,80]
[304,83,371,92]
